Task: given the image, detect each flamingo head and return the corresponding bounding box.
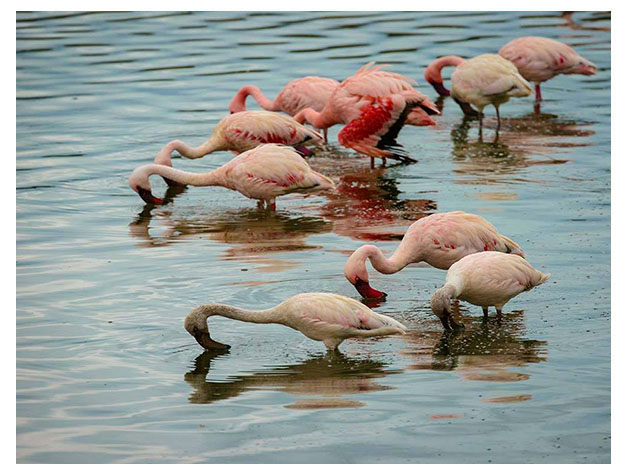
[129,165,164,205]
[293,144,314,158]
[184,306,231,350]
[572,58,598,76]
[430,285,456,330]
[344,246,387,300]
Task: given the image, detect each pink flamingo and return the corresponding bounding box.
[499,36,597,107]
[153,111,324,168]
[228,76,340,140]
[343,211,524,299]
[431,252,550,330]
[130,144,335,209]
[425,54,531,133]
[294,62,439,163]
[184,292,406,351]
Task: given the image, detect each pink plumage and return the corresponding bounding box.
[343,211,524,299]
[228,77,341,141]
[294,62,439,162]
[499,36,597,104]
[130,144,335,209]
[153,111,324,167]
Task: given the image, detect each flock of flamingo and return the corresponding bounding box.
[128,35,596,351]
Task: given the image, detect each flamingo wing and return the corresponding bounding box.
[223,111,323,149]
[228,145,333,198]
[284,293,406,335]
[337,94,417,161]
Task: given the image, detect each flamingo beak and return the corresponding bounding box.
[431,81,450,97]
[354,277,387,300]
[192,328,231,350]
[137,187,163,205]
[294,144,314,158]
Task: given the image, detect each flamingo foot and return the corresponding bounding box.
[136,187,163,205]
[354,278,387,300]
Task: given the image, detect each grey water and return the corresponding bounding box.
[16,11,610,463]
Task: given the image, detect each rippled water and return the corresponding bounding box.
[16,11,610,463]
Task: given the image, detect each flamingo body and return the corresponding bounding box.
[451,54,532,114]
[431,252,550,330]
[295,62,439,160]
[130,144,335,208]
[499,36,597,103]
[184,292,407,351]
[344,211,524,299]
[154,111,324,166]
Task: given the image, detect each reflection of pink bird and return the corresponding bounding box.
[184,292,406,351]
[427,54,531,133]
[153,111,323,166]
[431,252,550,330]
[130,144,335,209]
[343,211,524,299]
[228,76,340,140]
[294,62,439,162]
[499,36,597,105]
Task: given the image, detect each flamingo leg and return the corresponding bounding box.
[482,307,489,320]
[495,105,501,132]
[257,200,264,210]
[478,111,483,140]
[323,128,328,142]
[535,83,542,103]
[268,199,276,211]
[370,157,375,169]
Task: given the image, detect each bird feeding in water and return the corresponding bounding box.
[153,110,324,168]
[184,292,407,352]
[430,252,550,331]
[129,144,335,210]
[228,76,340,141]
[424,54,532,135]
[344,211,524,300]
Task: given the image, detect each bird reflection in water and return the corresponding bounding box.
[449,113,594,186]
[308,151,437,242]
[184,350,398,409]
[129,195,332,272]
[400,310,546,383]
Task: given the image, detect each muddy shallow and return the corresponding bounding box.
[17,11,610,463]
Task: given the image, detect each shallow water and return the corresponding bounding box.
[16,11,610,463]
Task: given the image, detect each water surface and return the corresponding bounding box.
[17,11,610,463]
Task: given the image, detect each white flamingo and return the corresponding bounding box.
[184,292,407,351]
[430,252,550,330]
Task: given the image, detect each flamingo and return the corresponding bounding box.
[498,36,597,107]
[294,62,439,163]
[430,252,550,330]
[184,292,407,352]
[424,54,532,133]
[228,76,340,141]
[129,144,335,209]
[343,211,524,299]
[153,111,324,167]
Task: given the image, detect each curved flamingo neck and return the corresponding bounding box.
[139,164,224,187]
[196,304,281,325]
[229,85,277,113]
[351,244,408,280]
[426,56,465,82]
[154,137,221,166]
